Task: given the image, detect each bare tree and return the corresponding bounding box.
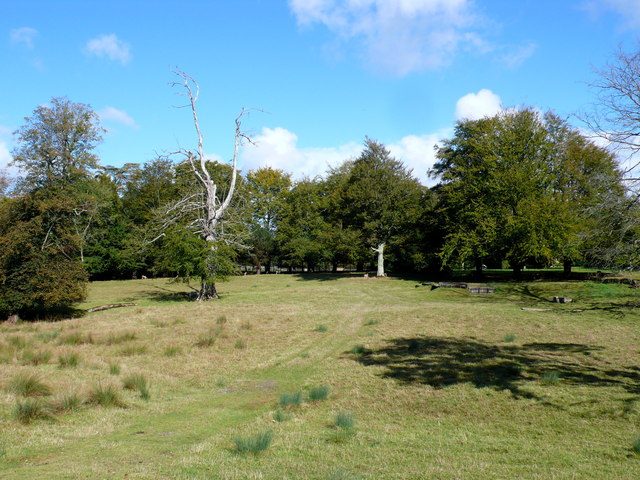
[155,71,250,300]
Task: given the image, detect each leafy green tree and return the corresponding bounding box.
[11,97,103,191]
[340,139,424,276]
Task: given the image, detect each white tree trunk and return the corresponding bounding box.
[374,242,385,277]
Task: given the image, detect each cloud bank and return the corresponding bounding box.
[85,34,132,65]
[99,106,138,129]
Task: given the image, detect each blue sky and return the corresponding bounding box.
[1,0,639,184]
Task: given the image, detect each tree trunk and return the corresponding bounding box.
[563,259,572,277]
[197,279,218,301]
[255,262,261,275]
[332,260,338,273]
[375,242,385,277]
[474,258,483,278]
[512,263,522,278]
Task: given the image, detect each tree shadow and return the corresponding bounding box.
[354,336,640,402]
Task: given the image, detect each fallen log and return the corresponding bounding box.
[87,303,136,313]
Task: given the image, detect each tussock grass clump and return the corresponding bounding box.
[58,351,80,368]
[279,391,303,408]
[350,345,367,356]
[122,373,150,399]
[216,315,228,325]
[234,430,273,455]
[195,331,217,348]
[87,384,125,407]
[7,372,51,397]
[7,336,28,349]
[150,319,168,328]
[35,330,60,343]
[633,436,640,454]
[314,324,328,333]
[118,344,147,356]
[273,409,290,422]
[308,385,330,402]
[104,331,137,345]
[13,398,51,424]
[59,332,93,346]
[328,469,361,480]
[21,349,52,366]
[234,339,247,349]
[52,392,83,413]
[541,371,561,385]
[164,345,181,357]
[109,362,121,375]
[334,411,355,430]
[240,320,252,330]
[364,318,379,326]
[503,333,516,343]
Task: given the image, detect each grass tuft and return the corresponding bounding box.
[541,371,561,385]
[503,333,517,343]
[7,336,28,349]
[118,344,147,356]
[59,332,93,346]
[350,345,367,356]
[273,409,290,422]
[364,318,379,326]
[216,315,228,325]
[52,392,83,413]
[21,349,52,366]
[195,332,217,348]
[35,330,60,343]
[58,351,80,368]
[234,430,273,455]
[164,345,182,357]
[234,339,247,349]
[109,362,121,375]
[7,373,51,397]
[633,436,640,454]
[314,324,328,332]
[87,384,125,408]
[334,411,355,430]
[308,385,330,402]
[279,391,303,408]
[13,398,51,424]
[122,373,150,400]
[240,320,252,330]
[104,331,137,345]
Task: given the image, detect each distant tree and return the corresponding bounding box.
[11,97,104,191]
[0,169,9,197]
[340,139,424,276]
[246,167,291,273]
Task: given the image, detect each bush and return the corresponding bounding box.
[87,384,125,407]
[234,430,273,455]
[7,372,51,397]
[13,398,51,424]
[21,349,52,366]
[308,385,330,402]
[279,391,303,408]
[58,351,80,368]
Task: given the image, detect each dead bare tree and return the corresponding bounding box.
[155,70,251,300]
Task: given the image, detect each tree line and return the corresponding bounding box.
[2,53,640,319]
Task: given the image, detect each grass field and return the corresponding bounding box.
[1,274,640,479]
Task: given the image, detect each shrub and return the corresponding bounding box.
[314,324,328,333]
[13,398,51,424]
[234,430,273,455]
[503,333,516,343]
[273,409,290,422]
[109,362,121,375]
[58,351,80,368]
[279,391,303,408]
[308,385,330,402]
[541,371,561,385]
[7,372,51,397]
[122,373,150,399]
[87,384,125,407]
[164,345,181,357]
[234,339,247,350]
[21,349,52,366]
[52,392,83,412]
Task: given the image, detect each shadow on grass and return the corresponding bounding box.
[354,337,640,401]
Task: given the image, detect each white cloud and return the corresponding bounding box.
[455,89,502,121]
[98,106,138,128]
[500,42,537,68]
[240,126,449,185]
[85,34,132,65]
[583,0,640,29]
[10,27,38,49]
[289,0,484,76]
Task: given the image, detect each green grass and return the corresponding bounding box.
[234,430,273,455]
[308,384,330,401]
[21,349,52,366]
[7,373,51,397]
[1,274,640,479]
[57,351,80,368]
[279,391,303,408]
[108,362,121,375]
